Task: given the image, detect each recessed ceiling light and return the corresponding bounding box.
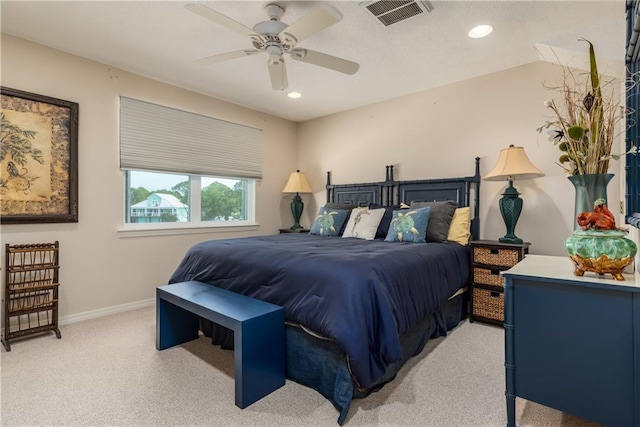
[468,24,493,39]
[287,92,302,99]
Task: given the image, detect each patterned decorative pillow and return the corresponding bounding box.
[371,203,410,238]
[384,207,432,243]
[410,200,458,242]
[309,207,351,237]
[371,204,399,238]
[342,207,385,240]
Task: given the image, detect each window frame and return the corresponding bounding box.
[626,0,640,228]
[119,170,258,238]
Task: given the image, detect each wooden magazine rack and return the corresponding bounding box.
[2,242,61,351]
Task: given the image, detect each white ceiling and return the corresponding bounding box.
[0,0,626,122]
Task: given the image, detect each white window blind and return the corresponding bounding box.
[120,97,262,179]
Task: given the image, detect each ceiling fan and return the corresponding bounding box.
[185,2,360,91]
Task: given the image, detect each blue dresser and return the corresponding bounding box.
[503,255,640,427]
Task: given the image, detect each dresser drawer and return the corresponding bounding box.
[473,267,504,287]
[472,287,504,322]
[473,246,520,267]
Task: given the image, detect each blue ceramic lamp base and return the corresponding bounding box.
[289,193,304,230]
[498,179,524,244]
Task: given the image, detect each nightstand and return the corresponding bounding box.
[469,240,530,326]
[279,228,310,234]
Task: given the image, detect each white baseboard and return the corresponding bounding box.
[59,298,155,326]
[0,299,155,337]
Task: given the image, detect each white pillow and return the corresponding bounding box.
[342,207,385,240]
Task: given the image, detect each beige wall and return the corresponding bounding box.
[297,61,631,258]
[1,35,637,322]
[1,35,298,319]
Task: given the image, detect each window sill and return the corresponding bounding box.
[117,223,260,238]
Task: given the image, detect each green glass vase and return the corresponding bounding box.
[567,173,614,230]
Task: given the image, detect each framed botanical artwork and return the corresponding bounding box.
[1,87,78,224]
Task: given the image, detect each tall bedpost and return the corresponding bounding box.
[384,166,390,206]
[326,171,332,203]
[472,157,481,240]
[384,165,395,206]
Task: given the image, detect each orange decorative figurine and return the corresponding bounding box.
[576,198,617,231]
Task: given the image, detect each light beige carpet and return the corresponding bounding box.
[0,306,600,426]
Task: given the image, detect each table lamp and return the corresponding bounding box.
[282,170,312,230]
[484,145,545,244]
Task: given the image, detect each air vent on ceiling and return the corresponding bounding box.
[359,0,434,26]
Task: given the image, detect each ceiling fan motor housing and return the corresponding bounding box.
[252,19,287,36]
[252,4,295,57]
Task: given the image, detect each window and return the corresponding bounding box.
[125,170,254,225]
[626,64,640,227]
[626,1,640,227]
[119,97,261,231]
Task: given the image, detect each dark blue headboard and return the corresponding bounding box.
[328,183,384,207]
[326,158,481,240]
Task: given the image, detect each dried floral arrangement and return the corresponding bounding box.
[537,39,637,175]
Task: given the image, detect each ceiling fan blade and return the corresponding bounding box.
[185,3,257,38]
[268,58,288,91]
[279,4,342,46]
[290,49,359,75]
[193,50,260,66]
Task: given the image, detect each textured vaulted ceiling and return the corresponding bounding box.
[0,0,626,122]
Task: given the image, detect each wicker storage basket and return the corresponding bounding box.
[473,287,504,322]
[473,246,519,267]
[474,267,504,287]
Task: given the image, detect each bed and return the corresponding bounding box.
[168,159,481,424]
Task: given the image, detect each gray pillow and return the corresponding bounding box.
[410,200,457,242]
[325,202,356,211]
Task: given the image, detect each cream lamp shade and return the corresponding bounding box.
[282,170,312,194]
[484,145,545,181]
[484,145,544,244]
[283,170,312,230]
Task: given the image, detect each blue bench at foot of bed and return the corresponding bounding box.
[156,280,285,408]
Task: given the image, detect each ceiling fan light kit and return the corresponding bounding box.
[186,2,359,91]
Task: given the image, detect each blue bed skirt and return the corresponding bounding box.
[285,290,468,424]
[202,290,468,424]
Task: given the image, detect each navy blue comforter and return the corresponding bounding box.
[169,234,470,389]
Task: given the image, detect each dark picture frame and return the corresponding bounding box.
[1,87,78,224]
